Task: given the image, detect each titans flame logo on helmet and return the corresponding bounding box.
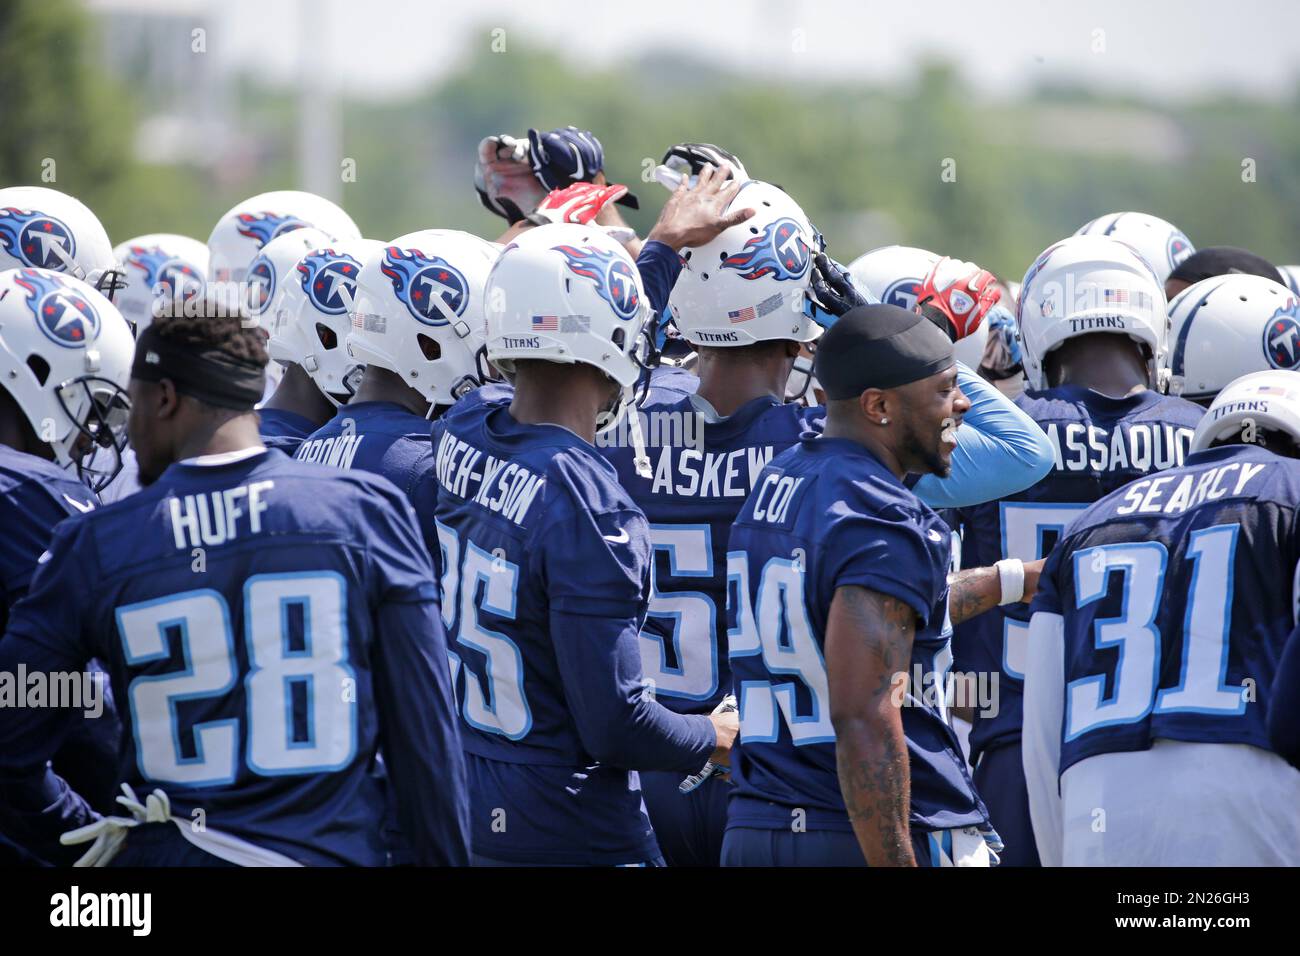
[553,244,640,320]
[0,208,77,271]
[720,217,811,282]
[245,254,277,316]
[235,212,309,251]
[381,247,469,326]
[298,250,362,316]
[13,269,100,348]
[125,245,204,300]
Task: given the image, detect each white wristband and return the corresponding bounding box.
[996,558,1025,605]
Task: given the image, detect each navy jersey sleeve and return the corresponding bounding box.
[635,239,683,317]
[0,519,101,856]
[824,498,940,624]
[364,484,470,864]
[536,478,651,618]
[362,481,443,605]
[3,516,96,657]
[1269,620,1300,769]
[536,469,716,770]
[0,483,94,609]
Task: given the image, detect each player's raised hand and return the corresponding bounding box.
[915,257,1003,343]
[474,133,548,224]
[531,182,630,225]
[662,142,749,183]
[809,252,872,320]
[646,164,755,251]
[707,704,740,767]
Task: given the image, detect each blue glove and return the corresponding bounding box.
[527,126,639,209]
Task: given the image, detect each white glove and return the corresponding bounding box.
[473,134,547,224]
[60,783,173,867]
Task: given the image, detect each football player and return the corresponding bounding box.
[601,179,1054,865]
[1023,369,1300,865]
[206,190,360,285]
[0,266,133,862]
[724,304,1039,867]
[1073,210,1194,294]
[246,228,355,453]
[953,235,1205,865]
[1166,273,1299,404]
[295,230,498,558]
[431,179,749,866]
[111,233,209,336]
[0,304,469,866]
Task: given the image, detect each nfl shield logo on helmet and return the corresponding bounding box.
[380,246,469,326]
[235,212,308,250]
[13,269,100,348]
[721,217,811,281]
[0,208,77,271]
[298,250,362,316]
[1263,302,1300,370]
[553,244,640,320]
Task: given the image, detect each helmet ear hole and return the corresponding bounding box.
[315,323,338,350]
[417,333,441,361]
[611,328,626,350]
[26,354,50,386]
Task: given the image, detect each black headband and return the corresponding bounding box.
[132,324,266,410]
[814,304,955,399]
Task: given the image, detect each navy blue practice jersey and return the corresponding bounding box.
[0,444,97,626]
[257,407,320,456]
[727,435,989,834]
[601,394,820,714]
[1032,442,1300,771]
[0,449,468,866]
[295,401,439,558]
[431,394,714,865]
[955,385,1203,760]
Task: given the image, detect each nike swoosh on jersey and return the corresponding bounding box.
[63,494,95,513]
[603,529,630,544]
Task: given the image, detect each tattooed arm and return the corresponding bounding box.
[946,557,1046,626]
[826,585,916,867]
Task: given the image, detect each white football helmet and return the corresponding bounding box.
[1277,265,1300,296]
[112,233,208,335]
[1017,234,1169,391]
[242,227,333,346]
[486,223,652,388]
[207,191,361,284]
[847,244,987,368]
[0,187,115,285]
[0,267,134,490]
[668,181,821,347]
[1191,369,1300,453]
[1167,274,1299,403]
[350,230,499,408]
[268,237,383,405]
[1073,211,1194,286]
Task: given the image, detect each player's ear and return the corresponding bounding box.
[859,387,888,424]
[156,378,182,421]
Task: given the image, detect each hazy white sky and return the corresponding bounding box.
[95,0,1300,101]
